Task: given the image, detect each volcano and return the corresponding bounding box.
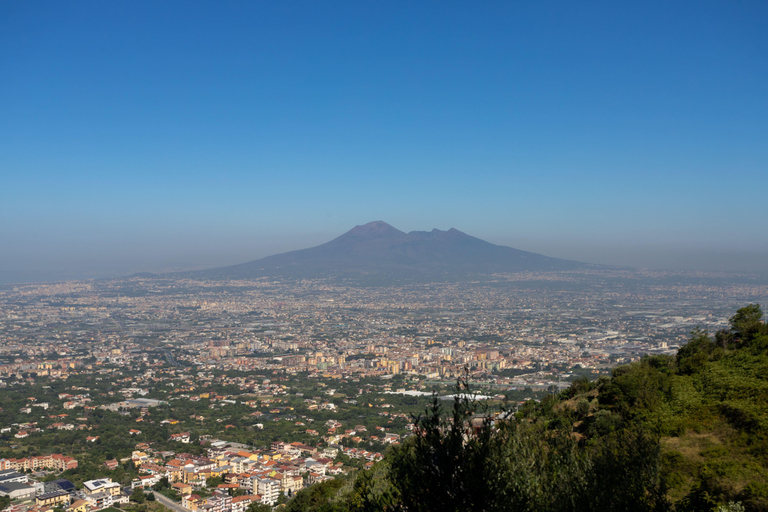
[186,221,592,281]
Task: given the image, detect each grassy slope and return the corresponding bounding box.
[658,348,768,507]
[564,332,768,509]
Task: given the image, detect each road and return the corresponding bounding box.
[163,350,181,367]
[150,491,188,512]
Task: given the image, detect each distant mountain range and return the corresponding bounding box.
[182,221,593,282]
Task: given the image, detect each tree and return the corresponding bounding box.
[131,487,146,504]
[676,328,715,375]
[206,476,224,489]
[729,304,765,345]
[576,399,590,418]
[714,329,734,349]
[388,384,494,512]
[153,477,170,491]
[246,502,272,512]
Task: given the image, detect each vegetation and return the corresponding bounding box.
[246,502,273,512]
[131,487,147,504]
[284,305,768,512]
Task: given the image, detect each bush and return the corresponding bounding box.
[576,399,590,418]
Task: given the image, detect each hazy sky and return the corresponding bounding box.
[2,1,767,283]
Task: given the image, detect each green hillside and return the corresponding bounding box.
[285,305,768,512]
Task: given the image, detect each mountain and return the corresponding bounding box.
[188,221,592,281]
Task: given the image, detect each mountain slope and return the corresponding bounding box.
[190,221,591,280]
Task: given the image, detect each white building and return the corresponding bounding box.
[256,479,280,506]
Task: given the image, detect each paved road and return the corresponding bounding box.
[150,491,187,512]
[163,350,180,367]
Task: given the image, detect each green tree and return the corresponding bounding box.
[729,304,765,345]
[247,502,273,512]
[131,487,146,504]
[153,477,170,491]
[576,399,590,418]
[676,329,716,375]
[206,476,224,488]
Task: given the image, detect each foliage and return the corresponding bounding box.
[677,328,718,375]
[285,478,350,512]
[131,487,146,504]
[612,305,768,510]
[153,477,170,492]
[206,476,224,488]
[246,503,273,512]
[729,304,767,345]
[716,503,746,512]
[384,377,667,512]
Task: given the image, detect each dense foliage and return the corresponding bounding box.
[286,305,768,512]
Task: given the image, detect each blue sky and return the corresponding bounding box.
[2,1,767,282]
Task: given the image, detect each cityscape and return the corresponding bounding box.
[3,1,768,510]
[3,270,765,389]
[2,268,767,510]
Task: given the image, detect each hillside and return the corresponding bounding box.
[285,305,768,512]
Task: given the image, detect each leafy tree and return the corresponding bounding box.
[131,487,146,504]
[598,355,673,419]
[568,377,591,397]
[576,399,590,418]
[677,329,716,375]
[586,409,622,437]
[387,379,493,512]
[729,304,766,346]
[715,329,734,349]
[153,477,170,492]
[206,476,224,488]
[247,502,274,512]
